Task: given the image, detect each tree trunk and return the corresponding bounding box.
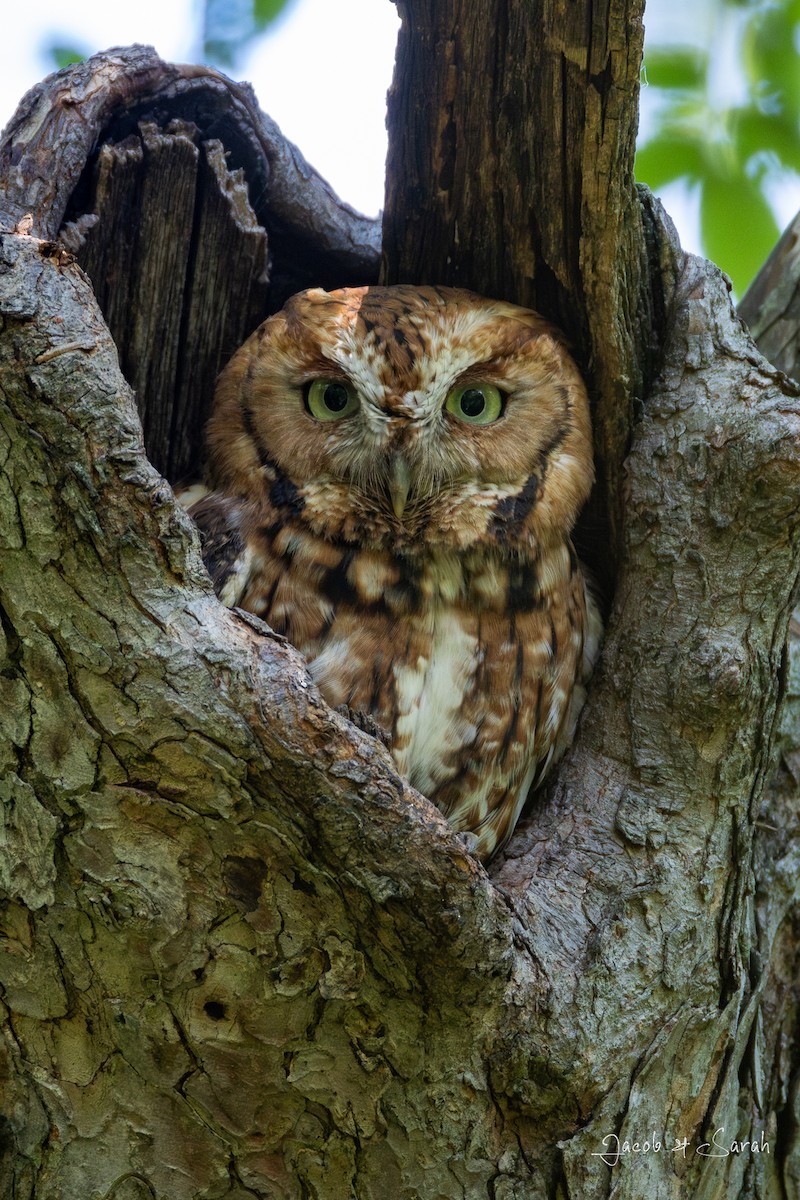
[0,20,799,1200]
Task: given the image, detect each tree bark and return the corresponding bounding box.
[1,24,799,1200]
[739,212,800,381]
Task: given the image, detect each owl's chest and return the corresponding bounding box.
[244,534,579,807]
[302,595,572,814]
[306,601,482,783]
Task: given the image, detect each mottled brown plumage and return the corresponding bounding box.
[189,285,601,860]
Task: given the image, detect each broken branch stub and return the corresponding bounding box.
[1,45,380,481]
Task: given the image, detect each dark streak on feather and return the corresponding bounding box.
[321,550,358,605]
[533,679,543,737]
[262,573,282,622]
[385,563,423,613]
[269,476,305,514]
[507,561,541,611]
[491,472,541,541]
[240,399,305,515]
[537,419,569,469]
[368,663,384,712]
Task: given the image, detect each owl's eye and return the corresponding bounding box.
[305,379,359,421]
[445,383,504,425]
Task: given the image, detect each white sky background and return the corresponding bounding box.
[2,0,799,258]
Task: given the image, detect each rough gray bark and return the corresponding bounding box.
[0,29,799,1200]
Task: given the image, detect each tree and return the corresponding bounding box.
[635,0,800,296]
[0,9,798,1200]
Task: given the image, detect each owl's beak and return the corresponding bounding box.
[388,456,412,519]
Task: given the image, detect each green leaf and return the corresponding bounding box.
[734,108,800,174]
[745,0,800,120]
[635,135,706,188]
[202,0,297,66]
[45,43,87,71]
[253,0,295,27]
[641,47,708,91]
[699,170,780,294]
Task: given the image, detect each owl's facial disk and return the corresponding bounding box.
[207,284,594,547]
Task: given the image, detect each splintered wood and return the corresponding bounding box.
[64,120,269,482]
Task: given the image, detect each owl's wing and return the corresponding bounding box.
[187,491,257,608]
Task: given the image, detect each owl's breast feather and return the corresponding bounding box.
[190,487,596,861]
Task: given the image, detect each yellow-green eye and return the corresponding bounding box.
[305,379,359,421]
[445,383,504,425]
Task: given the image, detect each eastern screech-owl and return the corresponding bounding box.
[189,285,601,861]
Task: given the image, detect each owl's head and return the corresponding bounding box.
[206,285,593,554]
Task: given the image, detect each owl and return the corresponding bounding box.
[188,285,602,861]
